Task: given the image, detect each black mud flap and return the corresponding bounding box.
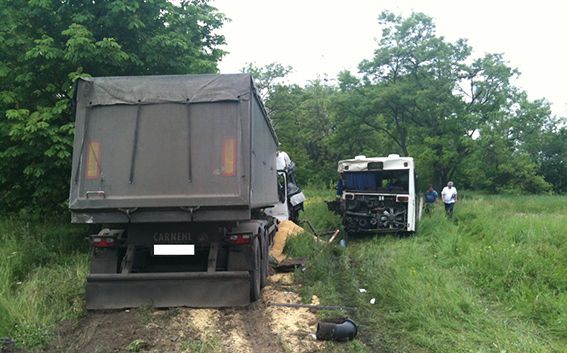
[86,271,250,310]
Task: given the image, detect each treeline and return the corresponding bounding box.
[250,13,566,194]
[0,3,565,214]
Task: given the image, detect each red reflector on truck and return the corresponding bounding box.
[222,138,237,176]
[396,195,409,202]
[92,237,115,248]
[226,233,252,245]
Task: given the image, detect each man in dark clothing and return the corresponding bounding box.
[424,184,439,215]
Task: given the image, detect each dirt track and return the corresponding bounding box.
[43,273,324,353]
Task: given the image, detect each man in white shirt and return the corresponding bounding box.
[441,181,458,218]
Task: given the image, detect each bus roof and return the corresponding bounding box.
[338,154,414,173]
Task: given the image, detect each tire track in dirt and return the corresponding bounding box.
[261,274,323,353]
[216,306,279,353]
[40,273,323,353]
[190,272,323,353]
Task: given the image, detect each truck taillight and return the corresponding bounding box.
[90,229,120,248]
[226,233,252,245]
[396,195,409,202]
[222,138,237,176]
[86,140,101,179]
[91,236,115,248]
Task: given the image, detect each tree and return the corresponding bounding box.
[243,63,345,184]
[241,62,292,103]
[339,11,554,192]
[0,0,226,213]
[268,80,339,184]
[535,127,567,193]
[356,12,470,159]
[244,14,560,193]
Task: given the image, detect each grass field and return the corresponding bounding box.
[287,189,567,353]
[0,218,88,348]
[1,191,565,352]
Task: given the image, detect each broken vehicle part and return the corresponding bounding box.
[316,318,358,341]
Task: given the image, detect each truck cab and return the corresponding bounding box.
[264,151,306,223]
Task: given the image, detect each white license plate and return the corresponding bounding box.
[153,244,195,256]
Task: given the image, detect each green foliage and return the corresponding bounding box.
[181,334,225,353]
[0,0,227,213]
[0,217,88,348]
[534,127,567,193]
[241,62,292,102]
[127,339,147,352]
[292,189,567,352]
[267,78,343,184]
[253,12,562,194]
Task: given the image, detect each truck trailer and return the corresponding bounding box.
[69,74,298,309]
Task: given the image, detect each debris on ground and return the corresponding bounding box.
[270,220,304,263]
[311,295,320,305]
[328,229,340,243]
[126,339,147,352]
[0,337,15,353]
[273,258,305,273]
[41,272,323,353]
[304,220,320,238]
[316,318,358,342]
[269,303,351,311]
[264,273,324,352]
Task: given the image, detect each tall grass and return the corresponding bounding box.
[288,189,567,353]
[0,218,88,348]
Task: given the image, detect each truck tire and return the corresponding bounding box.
[250,238,262,301]
[260,233,268,288]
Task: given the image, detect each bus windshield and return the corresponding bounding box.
[342,170,409,193]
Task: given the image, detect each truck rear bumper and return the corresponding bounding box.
[86,271,250,309]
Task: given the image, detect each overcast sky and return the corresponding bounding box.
[212,0,567,118]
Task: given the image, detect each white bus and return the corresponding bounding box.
[333,154,422,235]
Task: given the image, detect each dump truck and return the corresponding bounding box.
[330,154,422,236]
[69,74,301,309]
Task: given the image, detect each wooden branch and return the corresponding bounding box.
[328,229,340,243]
[269,303,352,311]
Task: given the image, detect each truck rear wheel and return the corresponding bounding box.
[260,233,269,288]
[250,238,261,301]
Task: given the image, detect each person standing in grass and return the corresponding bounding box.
[424,184,439,215]
[441,181,458,218]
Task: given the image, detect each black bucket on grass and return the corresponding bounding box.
[316,318,358,341]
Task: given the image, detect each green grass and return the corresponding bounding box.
[0,217,88,349]
[1,190,565,352]
[181,334,225,353]
[288,188,567,353]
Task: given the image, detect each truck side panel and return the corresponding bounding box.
[250,96,278,209]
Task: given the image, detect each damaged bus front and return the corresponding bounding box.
[331,155,422,235]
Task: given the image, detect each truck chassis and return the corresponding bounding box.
[86,218,276,309]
